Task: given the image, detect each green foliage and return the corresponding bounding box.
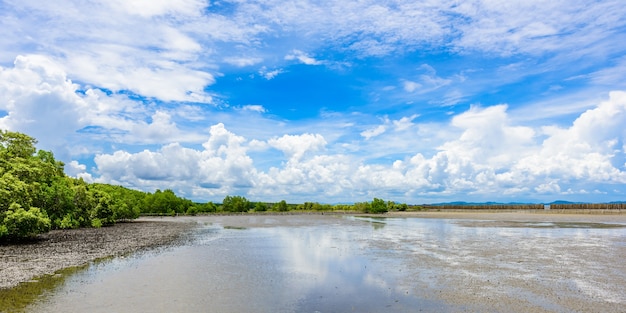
[186,206,199,216]
[369,198,389,214]
[274,200,288,212]
[59,213,80,229]
[0,130,174,239]
[295,201,332,211]
[34,176,75,228]
[0,130,37,159]
[70,180,94,227]
[0,173,33,211]
[333,204,354,211]
[254,202,267,212]
[142,189,192,214]
[90,190,115,225]
[221,195,251,212]
[396,203,408,211]
[353,201,371,213]
[89,183,146,220]
[1,203,51,239]
[353,198,390,214]
[90,218,102,228]
[198,201,217,213]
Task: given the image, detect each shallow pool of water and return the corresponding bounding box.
[24,215,626,312]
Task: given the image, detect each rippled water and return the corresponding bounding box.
[25,215,626,312]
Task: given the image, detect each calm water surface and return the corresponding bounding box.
[26,216,626,312]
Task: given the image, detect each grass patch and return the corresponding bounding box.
[223,225,247,230]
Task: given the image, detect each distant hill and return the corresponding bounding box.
[426,200,626,206]
[549,200,578,205]
[548,200,626,205]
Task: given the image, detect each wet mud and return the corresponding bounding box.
[0,219,198,290]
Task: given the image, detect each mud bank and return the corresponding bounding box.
[0,219,198,289]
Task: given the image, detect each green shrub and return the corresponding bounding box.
[274,200,288,212]
[221,195,251,212]
[2,203,51,238]
[254,202,267,212]
[59,213,80,229]
[369,198,388,214]
[91,218,102,228]
[91,191,115,225]
[186,206,199,216]
[396,203,408,211]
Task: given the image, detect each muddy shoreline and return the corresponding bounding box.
[0,219,198,290]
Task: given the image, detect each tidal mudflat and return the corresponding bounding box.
[5,213,626,312]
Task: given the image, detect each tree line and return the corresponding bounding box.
[184,196,409,215]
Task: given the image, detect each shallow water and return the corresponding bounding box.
[24,216,626,312]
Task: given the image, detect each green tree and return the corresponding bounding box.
[396,203,408,211]
[90,190,115,225]
[274,200,288,212]
[0,173,33,212]
[71,179,95,227]
[34,176,75,228]
[34,150,65,183]
[254,202,267,212]
[353,201,371,213]
[222,195,250,212]
[186,205,199,216]
[370,198,388,214]
[1,203,51,239]
[199,201,217,213]
[0,130,37,160]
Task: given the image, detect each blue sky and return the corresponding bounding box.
[1,0,626,204]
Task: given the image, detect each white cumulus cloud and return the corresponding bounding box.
[268,133,327,162]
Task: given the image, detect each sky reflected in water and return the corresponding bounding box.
[27,216,626,312]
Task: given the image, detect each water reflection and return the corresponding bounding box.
[235,224,437,312]
[25,216,626,313]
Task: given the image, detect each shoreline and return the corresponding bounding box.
[0,219,198,290]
